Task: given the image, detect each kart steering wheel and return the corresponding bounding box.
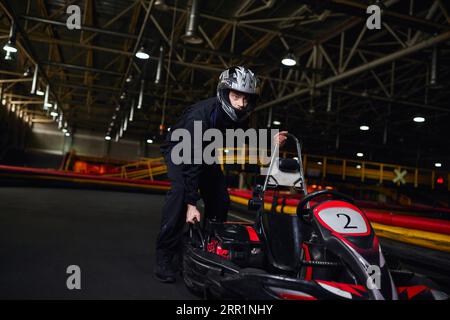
[297,189,354,213]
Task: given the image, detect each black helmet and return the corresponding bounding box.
[217,66,260,122]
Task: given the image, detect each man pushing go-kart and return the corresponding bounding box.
[155,66,287,283]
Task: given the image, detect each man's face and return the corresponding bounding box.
[229,90,249,110]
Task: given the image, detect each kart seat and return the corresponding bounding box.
[260,212,303,274]
[256,158,304,273]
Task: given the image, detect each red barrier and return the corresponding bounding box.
[0,165,170,187]
[363,210,450,235]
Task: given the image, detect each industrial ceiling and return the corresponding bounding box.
[1,0,449,167]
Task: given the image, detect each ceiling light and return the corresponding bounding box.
[356,164,362,169]
[182,33,203,45]
[137,79,144,109]
[43,84,51,110]
[123,117,128,131]
[181,0,203,45]
[23,67,32,77]
[155,45,164,84]
[356,152,364,157]
[429,45,440,88]
[30,64,39,94]
[360,125,370,131]
[3,40,17,53]
[105,136,112,141]
[57,115,63,129]
[155,0,169,11]
[413,116,425,123]
[65,132,70,137]
[281,53,296,66]
[272,120,281,125]
[435,162,442,168]
[146,139,153,144]
[4,50,13,61]
[129,100,135,122]
[3,24,17,54]
[135,46,150,60]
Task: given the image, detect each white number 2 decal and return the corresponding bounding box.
[317,207,368,234]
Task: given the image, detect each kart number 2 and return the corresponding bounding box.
[317,207,368,234]
[336,213,357,229]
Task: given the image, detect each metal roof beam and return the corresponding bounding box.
[255,30,450,112]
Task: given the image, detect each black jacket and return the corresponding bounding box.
[161,97,248,206]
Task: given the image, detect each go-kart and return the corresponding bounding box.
[182,134,448,300]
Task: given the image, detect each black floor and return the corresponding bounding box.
[0,187,197,299]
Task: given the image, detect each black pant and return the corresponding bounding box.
[155,155,229,255]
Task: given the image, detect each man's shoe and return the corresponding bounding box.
[154,267,176,283]
[154,251,176,283]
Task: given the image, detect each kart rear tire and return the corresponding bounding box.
[183,270,206,298]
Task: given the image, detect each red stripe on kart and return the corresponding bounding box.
[301,244,313,280]
[245,226,260,242]
[278,293,318,300]
[397,286,429,299]
[317,281,367,297]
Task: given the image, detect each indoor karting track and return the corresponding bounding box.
[1,186,449,299]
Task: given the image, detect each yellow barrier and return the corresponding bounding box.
[102,158,167,180]
[0,173,170,191]
[229,195,450,253]
[372,223,450,253]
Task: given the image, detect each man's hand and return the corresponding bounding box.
[186,204,201,224]
[274,131,288,147]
